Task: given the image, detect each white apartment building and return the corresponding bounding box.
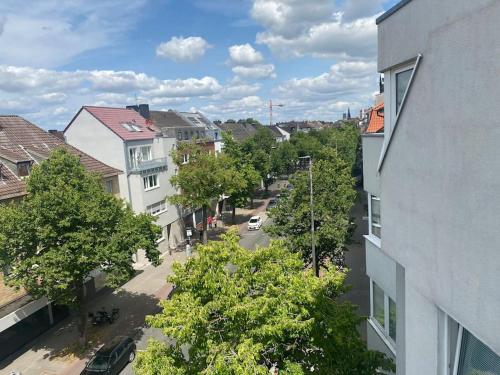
[65,106,185,258]
[363,0,500,374]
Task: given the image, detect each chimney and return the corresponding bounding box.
[48,129,66,141]
[126,105,139,112]
[138,104,150,120]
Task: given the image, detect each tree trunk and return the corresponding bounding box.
[250,196,254,209]
[75,283,88,346]
[232,206,236,224]
[202,205,208,244]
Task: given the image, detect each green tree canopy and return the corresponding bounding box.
[266,150,356,269]
[0,148,161,343]
[270,140,299,177]
[134,232,394,374]
[222,133,261,221]
[169,142,246,243]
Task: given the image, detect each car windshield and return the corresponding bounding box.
[249,218,259,223]
[87,355,110,370]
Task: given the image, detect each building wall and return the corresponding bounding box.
[65,110,128,201]
[362,135,383,197]
[378,0,500,370]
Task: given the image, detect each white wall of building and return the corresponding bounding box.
[377,0,500,372]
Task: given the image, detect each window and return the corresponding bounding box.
[184,131,188,140]
[17,162,31,177]
[457,329,500,375]
[214,131,219,140]
[104,180,113,193]
[196,130,200,138]
[370,195,381,238]
[373,282,385,327]
[143,174,159,190]
[370,280,396,345]
[177,131,183,141]
[147,200,167,216]
[182,154,189,164]
[130,146,152,168]
[389,298,396,341]
[396,68,413,114]
[129,147,138,168]
[141,146,152,161]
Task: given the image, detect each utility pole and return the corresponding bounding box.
[299,156,317,276]
[269,99,284,126]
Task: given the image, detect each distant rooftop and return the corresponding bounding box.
[376,0,413,24]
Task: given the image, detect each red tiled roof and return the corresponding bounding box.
[366,102,384,133]
[81,106,159,141]
[0,115,121,201]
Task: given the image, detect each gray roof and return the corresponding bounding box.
[218,123,259,142]
[150,110,193,128]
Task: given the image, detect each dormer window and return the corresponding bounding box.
[17,161,31,177]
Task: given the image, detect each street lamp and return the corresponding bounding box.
[298,156,318,277]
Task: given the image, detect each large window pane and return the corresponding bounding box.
[458,329,500,375]
[371,196,381,238]
[396,69,413,114]
[389,297,396,342]
[373,282,385,328]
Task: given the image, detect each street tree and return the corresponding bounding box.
[266,150,356,269]
[133,232,394,374]
[270,140,298,177]
[169,142,245,243]
[222,133,261,220]
[0,148,161,344]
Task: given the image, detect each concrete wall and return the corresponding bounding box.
[378,0,500,370]
[362,134,383,197]
[366,238,396,301]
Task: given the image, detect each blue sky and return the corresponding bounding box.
[0,0,399,129]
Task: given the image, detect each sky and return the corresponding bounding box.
[0,0,399,129]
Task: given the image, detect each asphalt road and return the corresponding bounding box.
[238,217,272,250]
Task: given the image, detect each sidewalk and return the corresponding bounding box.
[0,250,186,375]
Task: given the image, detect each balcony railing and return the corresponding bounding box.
[129,157,168,173]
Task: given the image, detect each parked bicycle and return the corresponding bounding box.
[88,307,120,325]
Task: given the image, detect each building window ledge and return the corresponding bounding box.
[368,317,396,356]
[364,234,381,248]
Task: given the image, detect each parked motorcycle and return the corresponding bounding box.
[88,307,120,325]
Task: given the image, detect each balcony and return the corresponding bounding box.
[129,157,168,174]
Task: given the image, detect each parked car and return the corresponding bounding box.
[81,336,136,375]
[267,198,277,210]
[247,215,263,230]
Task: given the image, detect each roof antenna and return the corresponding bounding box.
[134,93,138,106]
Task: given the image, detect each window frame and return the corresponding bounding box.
[368,194,381,240]
[104,179,113,194]
[143,174,159,191]
[140,146,152,162]
[147,200,167,216]
[369,279,396,350]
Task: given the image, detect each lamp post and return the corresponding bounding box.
[298,156,318,276]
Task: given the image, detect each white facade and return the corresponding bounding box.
[365,0,500,374]
[65,109,185,256]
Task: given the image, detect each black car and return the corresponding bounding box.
[267,198,277,210]
[81,336,136,375]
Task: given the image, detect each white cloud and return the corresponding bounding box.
[0,64,224,128]
[156,36,212,62]
[277,61,377,100]
[228,44,264,66]
[251,0,378,60]
[0,0,147,68]
[227,43,275,80]
[232,64,276,79]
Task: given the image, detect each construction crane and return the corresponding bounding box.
[269,99,284,126]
